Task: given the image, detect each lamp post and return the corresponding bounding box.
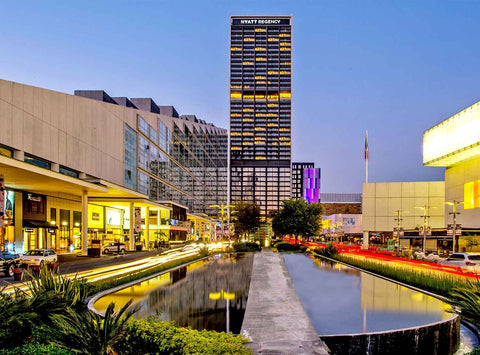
[393,210,407,250]
[415,205,436,254]
[209,204,235,241]
[445,200,462,253]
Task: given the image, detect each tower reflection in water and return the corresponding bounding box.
[94,253,254,334]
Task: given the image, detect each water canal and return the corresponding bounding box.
[92,253,253,334]
[283,253,451,335]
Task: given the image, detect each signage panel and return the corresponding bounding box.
[232,18,290,26]
[134,207,142,233]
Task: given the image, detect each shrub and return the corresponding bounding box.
[114,316,250,355]
[232,242,261,252]
[314,243,338,258]
[449,279,480,327]
[275,241,301,252]
[0,343,73,355]
[299,245,308,253]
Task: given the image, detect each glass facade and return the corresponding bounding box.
[124,124,137,190]
[292,162,315,200]
[229,16,292,217]
[125,115,227,215]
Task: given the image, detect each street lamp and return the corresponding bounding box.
[415,205,437,254]
[209,204,235,241]
[393,210,408,250]
[445,200,463,253]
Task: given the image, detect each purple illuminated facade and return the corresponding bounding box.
[303,168,320,203]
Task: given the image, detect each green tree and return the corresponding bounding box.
[272,199,322,241]
[231,201,261,240]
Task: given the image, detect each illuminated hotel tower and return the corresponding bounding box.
[229,16,292,218]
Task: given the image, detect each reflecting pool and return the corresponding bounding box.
[284,253,451,335]
[93,253,253,334]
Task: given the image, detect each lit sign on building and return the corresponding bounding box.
[232,18,290,26]
[303,168,320,203]
[423,100,480,167]
[464,180,480,209]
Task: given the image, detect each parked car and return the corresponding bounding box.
[102,242,126,254]
[20,249,58,269]
[439,253,480,268]
[0,252,21,277]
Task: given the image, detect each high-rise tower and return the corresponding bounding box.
[229,15,292,218]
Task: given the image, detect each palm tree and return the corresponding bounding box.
[49,300,137,355]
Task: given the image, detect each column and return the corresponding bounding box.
[363,230,369,248]
[14,191,24,253]
[130,202,135,251]
[82,191,88,256]
[145,207,150,250]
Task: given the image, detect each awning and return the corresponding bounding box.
[23,220,58,229]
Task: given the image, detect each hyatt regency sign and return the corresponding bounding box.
[232,18,290,26]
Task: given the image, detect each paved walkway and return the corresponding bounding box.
[241,249,329,354]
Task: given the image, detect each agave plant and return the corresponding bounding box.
[449,279,480,326]
[0,287,37,349]
[27,265,91,310]
[49,300,137,355]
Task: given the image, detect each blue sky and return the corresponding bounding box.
[2,0,480,192]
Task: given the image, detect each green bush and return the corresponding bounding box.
[299,245,308,253]
[275,241,301,252]
[449,279,480,327]
[0,343,73,355]
[314,243,338,258]
[232,242,261,252]
[114,316,251,355]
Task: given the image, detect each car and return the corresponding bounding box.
[102,242,126,255]
[20,249,57,269]
[0,252,21,277]
[439,253,480,268]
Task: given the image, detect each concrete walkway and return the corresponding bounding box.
[241,249,329,354]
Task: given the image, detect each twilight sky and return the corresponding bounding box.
[2,0,480,193]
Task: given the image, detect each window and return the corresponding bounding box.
[24,155,50,169]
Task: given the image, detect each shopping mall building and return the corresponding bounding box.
[0,79,228,254]
[363,99,480,253]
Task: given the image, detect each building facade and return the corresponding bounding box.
[423,99,480,252]
[292,162,313,200]
[0,79,227,253]
[229,15,292,218]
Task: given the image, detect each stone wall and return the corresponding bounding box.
[321,314,460,355]
[321,203,361,215]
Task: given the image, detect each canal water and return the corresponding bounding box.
[93,253,253,334]
[283,253,451,335]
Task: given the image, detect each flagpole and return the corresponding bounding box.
[365,130,369,183]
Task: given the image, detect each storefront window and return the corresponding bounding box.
[125,124,137,190]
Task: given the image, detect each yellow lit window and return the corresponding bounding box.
[243,142,253,145]
[267,94,279,100]
[254,127,266,131]
[280,42,291,46]
[255,76,266,79]
[267,123,278,127]
[242,132,253,135]
[281,62,291,65]
[244,95,254,100]
[242,61,254,65]
[242,118,254,122]
[255,47,266,51]
[230,113,241,117]
[256,57,266,61]
[267,103,278,107]
[231,146,242,150]
[255,28,266,32]
[243,108,253,112]
[280,142,291,146]
[255,94,266,99]
[280,71,290,75]
[280,47,290,51]
[243,85,250,89]
[255,156,266,160]
[230,92,242,99]
[268,71,278,75]
[279,33,290,37]
[230,85,241,89]
[256,81,266,84]
[230,132,241,136]
[279,128,290,132]
[244,38,254,42]
[268,37,279,41]
[280,92,291,99]
[272,142,278,145]
[230,47,242,51]
[465,181,480,209]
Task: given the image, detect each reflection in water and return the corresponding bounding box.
[284,254,451,335]
[94,253,253,334]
